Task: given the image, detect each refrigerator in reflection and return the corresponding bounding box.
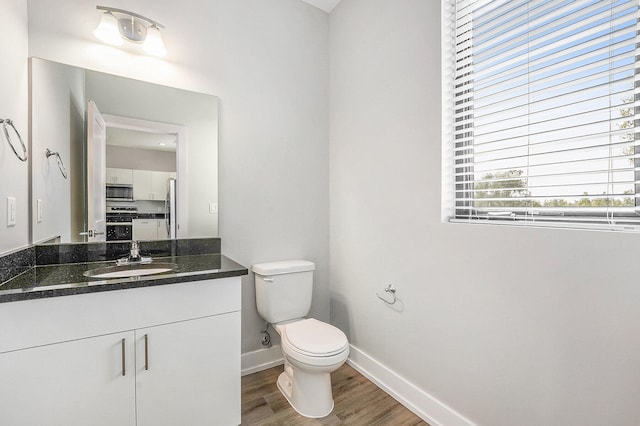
[165,178,177,239]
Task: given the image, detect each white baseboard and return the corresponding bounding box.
[241,345,284,376]
[347,345,476,426]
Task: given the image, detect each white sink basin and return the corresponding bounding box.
[84,263,177,279]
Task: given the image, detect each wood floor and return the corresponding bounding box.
[241,363,429,425]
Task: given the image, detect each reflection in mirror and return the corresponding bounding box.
[30,58,219,244]
[101,114,184,243]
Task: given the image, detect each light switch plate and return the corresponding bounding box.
[209,202,218,214]
[7,197,16,227]
[37,199,43,223]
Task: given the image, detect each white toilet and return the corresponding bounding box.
[253,260,349,418]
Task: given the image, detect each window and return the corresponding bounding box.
[447,0,640,230]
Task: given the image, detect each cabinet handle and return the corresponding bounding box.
[121,338,126,376]
[144,334,149,371]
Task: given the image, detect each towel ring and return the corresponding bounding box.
[45,149,68,179]
[376,284,397,305]
[1,119,27,162]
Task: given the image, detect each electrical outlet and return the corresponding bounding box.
[7,197,16,227]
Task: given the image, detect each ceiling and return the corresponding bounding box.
[107,127,177,152]
[300,0,342,13]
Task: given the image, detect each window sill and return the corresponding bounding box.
[448,218,640,233]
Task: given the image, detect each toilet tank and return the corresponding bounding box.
[253,260,315,324]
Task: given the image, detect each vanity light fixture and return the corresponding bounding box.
[94,6,167,56]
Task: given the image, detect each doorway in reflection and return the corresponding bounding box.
[103,119,181,242]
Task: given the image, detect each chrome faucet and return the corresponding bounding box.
[116,241,152,266]
[128,241,142,263]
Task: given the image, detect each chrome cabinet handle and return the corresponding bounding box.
[78,230,105,237]
[144,334,149,371]
[121,338,126,376]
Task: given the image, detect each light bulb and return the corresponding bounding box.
[94,11,123,46]
[142,25,167,56]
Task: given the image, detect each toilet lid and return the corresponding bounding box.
[283,318,348,356]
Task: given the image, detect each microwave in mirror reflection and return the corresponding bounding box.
[106,184,134,202]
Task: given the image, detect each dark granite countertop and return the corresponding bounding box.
[135,213,166,219]
[0,241,247,303]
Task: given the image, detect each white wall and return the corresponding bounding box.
[27,0,330,353]
[30,59,85,244]
[0,0,29,254]
[330,1,640,425]
[106,146,176,172]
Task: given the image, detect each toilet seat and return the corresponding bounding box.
[277,318,349,366]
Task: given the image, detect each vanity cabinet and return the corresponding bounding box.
[0,277,241,426]
[135,313,240,426]
[106,167,134,185]
[133,170,172,200]
[0,331,137,426]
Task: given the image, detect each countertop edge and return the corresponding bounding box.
[0,254,248,304]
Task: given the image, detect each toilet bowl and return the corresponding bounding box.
[252,260,350,418]
[274,318,349,418]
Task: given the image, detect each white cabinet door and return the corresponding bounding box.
[0,331,136,426]
[133,170,170,200]
[151,171,170,200]
[133,219,168,241]
[119,169,134,185]
[107,168,133,184]
[106,167,117,184]
[115,168,133,184]
[133,170,153,200]
[133,219,159,240]
[135,312,241,426]
[158,218,169,239]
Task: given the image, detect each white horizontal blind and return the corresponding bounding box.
[452,0,640,229]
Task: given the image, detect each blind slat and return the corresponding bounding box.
[451,0,640,228]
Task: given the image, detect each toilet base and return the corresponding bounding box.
[276,364,334,418]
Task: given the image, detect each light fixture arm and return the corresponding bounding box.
[96,6,164,29]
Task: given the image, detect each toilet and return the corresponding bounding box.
[253,260,349,418]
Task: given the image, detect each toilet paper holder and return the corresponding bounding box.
[376,284,397,305]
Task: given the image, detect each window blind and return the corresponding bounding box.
[452,0,640,229]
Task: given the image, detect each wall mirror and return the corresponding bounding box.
[29,57,219,244]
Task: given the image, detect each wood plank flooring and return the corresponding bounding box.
[241,363,429,425]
